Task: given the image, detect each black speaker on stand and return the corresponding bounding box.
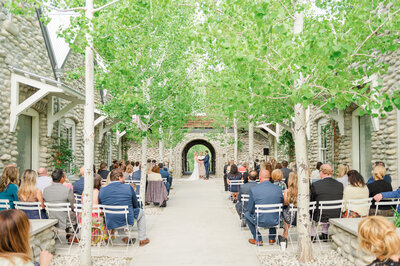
[263,148,270,160]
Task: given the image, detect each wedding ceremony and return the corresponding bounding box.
[0,0,400,265]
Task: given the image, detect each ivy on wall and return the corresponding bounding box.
[51,139,76,173]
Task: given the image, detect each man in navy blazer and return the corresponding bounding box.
[244,172,283,245]
[159,163,171,193]
[235,170,258,225]
[204,151,210,179]
[99,169,150,246]
[73,166,85,195]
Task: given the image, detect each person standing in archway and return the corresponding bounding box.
[198,152,206,178]
[204,151,210,179]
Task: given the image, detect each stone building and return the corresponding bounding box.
[0,4,125,176]
[287,51,400,187]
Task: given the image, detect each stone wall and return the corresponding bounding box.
[30,220,57,263]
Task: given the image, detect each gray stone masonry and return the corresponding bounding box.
[30,219,58,263]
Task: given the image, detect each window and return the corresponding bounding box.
[318,118,329,163]
[63,118,76,173]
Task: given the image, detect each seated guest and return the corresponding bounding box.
[367,161,392,185]
[281,161,292,187]
[124,164,134,180]
[97,162,110,180]
[358,216,400,265]
[272,169,287,191]
[240,163,249,183]
[62,174,74,191]
[275,163,282,169]
[87,174,107,245]
[245,168,283,245]
[146,166,168,207]
[374,185,400,214]
[235,170,258,225]
[281,172,298,244]
[342,170,369,217]
[0,166,19,210]
[18,170,45,219]
[99,169,150,246]
[159,163,171,193]
[132,169,141,180]
[227,164,242,203]
[133,162,140,172]
[336,164,350,188]
[43,170,77,243]
[310,164,343,241]
[0,209,53,266]
[36,168,52,193]
[73,166,85,195]
[224,160,233,191]
[310,162,323,183]
[368,165,393,216]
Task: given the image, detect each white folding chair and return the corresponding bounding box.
[374,198,400,216]
[74,194,82,204]
[255,203,283,246]
[240,194,250,228]
[100,205,135,249]
[228,180,243,194]
[0,199,10,210]
[44,202,77,252]
[14,201,43,219]
[137,195,144,209]
[314,200,344,247]
[74,204,105,247]
[286,204,298,248]
[162,178,167,184]
[345,198,372,217]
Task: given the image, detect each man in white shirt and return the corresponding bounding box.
[36,168,53,193]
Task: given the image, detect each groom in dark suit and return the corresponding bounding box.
[204,151,210,179]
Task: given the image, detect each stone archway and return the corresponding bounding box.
[181,139,216,175]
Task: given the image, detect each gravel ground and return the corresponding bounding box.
[51,256,132,266]
[258,248,353,266]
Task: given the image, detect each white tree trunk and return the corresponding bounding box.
[233,117,238,163]
[168,147,173,170]
[140,136,148,199]
[294,103,313,262]
[159,140,164,162]
[248,119,254,164]
[80,1,94,264]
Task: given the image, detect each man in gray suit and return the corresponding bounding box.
[235,170,258,226]
[43,169,76,242]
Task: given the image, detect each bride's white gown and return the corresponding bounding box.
[187,156,200,181]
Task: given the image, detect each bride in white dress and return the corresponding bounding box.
[187,152,200,181]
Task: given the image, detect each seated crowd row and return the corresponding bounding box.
[224,159,400,251]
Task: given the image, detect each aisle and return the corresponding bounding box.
[130,178,261,266]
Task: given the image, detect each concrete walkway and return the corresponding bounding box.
[130,178,261,266]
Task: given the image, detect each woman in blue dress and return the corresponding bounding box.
[227,164,242,203]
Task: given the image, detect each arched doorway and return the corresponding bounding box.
[182,139,216,175]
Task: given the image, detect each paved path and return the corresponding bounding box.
[130,178,261,266]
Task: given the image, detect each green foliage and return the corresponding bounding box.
[278,130,295,161]
[392,207,400,228]
[51,139,75,172]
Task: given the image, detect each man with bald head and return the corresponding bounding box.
[36,167,52,193]
[310,164,343,241]
[73,166,85,195]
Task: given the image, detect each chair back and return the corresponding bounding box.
[309,201,317,220]
[136,195,144,209]
[100,205,130,228]
[241,194,250,202]
[318,199,344,220]
[346,198,372,215]
[44,202,75,227]
[74,194,82,204]
[255,203,283,226]
[229,180,243,192]
[374,198,400,216]
[14,201,43,218]
[162,178,167,184]
[0,199,10,209]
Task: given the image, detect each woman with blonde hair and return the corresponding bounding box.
[336,164,350,187]
[280,172,298,244]
[0,209,53,265]
[272,169,287,190]
[269,158,277,170]
[358,216,400,265]
[368,165,393,216]
[0,166,19,210]
[124,164,134,180]
[17,170,45,219]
